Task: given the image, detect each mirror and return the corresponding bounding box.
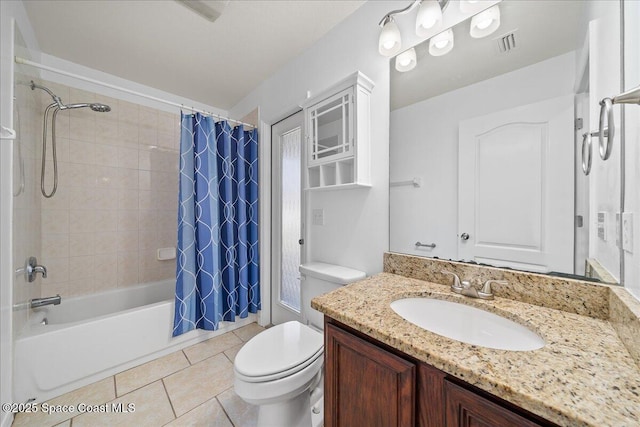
[389,0,624,284]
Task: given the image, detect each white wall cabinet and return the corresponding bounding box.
[302,71,374,190]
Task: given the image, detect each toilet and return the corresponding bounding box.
[234,262,366,427]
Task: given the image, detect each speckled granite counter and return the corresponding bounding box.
[312,273,640,427]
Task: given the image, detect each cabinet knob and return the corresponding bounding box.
[460,233,470,241]
[298,239,305,245]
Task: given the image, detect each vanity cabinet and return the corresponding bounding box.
[325,319,556,427]
[302,72,374,190]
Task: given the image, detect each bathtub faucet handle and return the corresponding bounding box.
[25,256,47,282]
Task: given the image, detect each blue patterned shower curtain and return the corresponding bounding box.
[173,113,260,336]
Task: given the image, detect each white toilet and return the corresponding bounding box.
[234,262,366,427]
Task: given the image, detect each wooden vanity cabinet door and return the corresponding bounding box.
[325,323,415,427]
[444,380,542,427]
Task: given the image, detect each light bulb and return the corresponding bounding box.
[415,0,443,37]
[434,38,449,49]
[395,48,417,72]
[470,5,500,38]
[379,17,402,56]
[429,29,454,56]
[476,18,493,30]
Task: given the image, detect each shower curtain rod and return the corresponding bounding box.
[14,56,255,129]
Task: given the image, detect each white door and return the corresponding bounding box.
[271,111,304,325]
[458,95,574,273]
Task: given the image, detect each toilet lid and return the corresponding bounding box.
[235,321,323,380]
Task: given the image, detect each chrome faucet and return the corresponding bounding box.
[25,257,47,282]
[440,271,506,300]
[30,295,61,309]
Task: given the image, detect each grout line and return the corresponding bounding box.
[216,395,236,427]
[181,349,192,365]
[112,375,117,399]
[161,378,178,420]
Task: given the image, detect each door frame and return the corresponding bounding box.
[270,110,305,325]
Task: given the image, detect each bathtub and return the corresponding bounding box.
[13,279,258,403]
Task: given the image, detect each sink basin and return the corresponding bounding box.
[390,298,545,351]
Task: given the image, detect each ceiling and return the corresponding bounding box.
[391,0,587,110]
[23,0,365,110]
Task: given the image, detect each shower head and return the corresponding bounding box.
[90,103,111,113]
[30,81,111,113]
[60,103,111,113]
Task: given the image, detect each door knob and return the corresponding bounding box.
[460,233,470,241]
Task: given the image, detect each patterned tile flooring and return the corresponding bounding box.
[12,323,265,427]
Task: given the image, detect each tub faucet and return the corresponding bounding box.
[30,295,61,309]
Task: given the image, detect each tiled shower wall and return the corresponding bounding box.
[38,80,180,298]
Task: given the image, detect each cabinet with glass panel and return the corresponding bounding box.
[302,72,374,190]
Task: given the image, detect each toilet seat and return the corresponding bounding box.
[235,321,324,383]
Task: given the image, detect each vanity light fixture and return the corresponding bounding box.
[470,4,501,38]
[429,28,454,56]
[378,0,450,57]
[395,47,417,72]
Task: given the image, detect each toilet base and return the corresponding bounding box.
[257,390,311,427]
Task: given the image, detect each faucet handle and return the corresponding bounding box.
[441,270,462,289]
[479,279,507,299]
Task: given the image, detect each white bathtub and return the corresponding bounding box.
[14,280,258,403]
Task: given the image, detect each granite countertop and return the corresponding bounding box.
[311,273,640,427]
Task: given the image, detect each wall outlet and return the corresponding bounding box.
[623,212,633,253]
[597,212,607,241]
[312,209,324,226]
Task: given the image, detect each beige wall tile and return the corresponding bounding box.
[41,257,70,284]
[163,354,235,417]
[116,351,189,396]
[69,233,95,257]
[117,147,138,169]
[42,233,70,259]
[39,81,180,298]
[67,277,95,296]
[72,381,173,427]
[165,397,233,427]
[94,232,118,254]
[69,255,95,280]
[94,210,118,233]
[95,166,119,188]
[117,251,139,287]
[118,121,139,145]
[183,333,243,365]
[117,168,138,190]
[117,210,139,232]
[95,143,118,167]
[42,210,69,234]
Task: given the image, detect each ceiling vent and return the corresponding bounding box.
[496,31,518,53]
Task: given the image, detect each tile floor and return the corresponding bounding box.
[13,323,265,427]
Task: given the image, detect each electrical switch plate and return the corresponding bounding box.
[623,212,633,253]
[597,212,607,241]
[312,209,324,226]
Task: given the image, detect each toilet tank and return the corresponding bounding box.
[299,262,366,330]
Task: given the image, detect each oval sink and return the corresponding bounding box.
[390,298,545,351]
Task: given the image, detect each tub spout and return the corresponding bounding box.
[30,295,61,309]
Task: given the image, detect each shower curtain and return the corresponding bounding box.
[173,113,260,336]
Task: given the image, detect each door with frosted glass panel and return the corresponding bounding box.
[271,111,304,325]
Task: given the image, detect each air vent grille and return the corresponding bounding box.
[497,32,517,53]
